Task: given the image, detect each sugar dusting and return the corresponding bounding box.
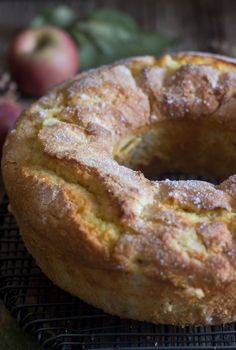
[162,179,231,211]
[144,63,236,119]
[36,58,235,237]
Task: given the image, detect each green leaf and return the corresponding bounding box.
[126,31,174,56]
[73,20,129,67]
[77,20,134,43]
[31,5,76,28]
[71,29,99,70]
[73,17,174,68]
[0,303,43,350]
[86,8,138,32]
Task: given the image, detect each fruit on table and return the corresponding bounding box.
[0,98,22,150]
[8,26,79,97]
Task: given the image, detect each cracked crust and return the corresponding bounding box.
[3,52,236,325]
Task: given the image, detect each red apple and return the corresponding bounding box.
[0,98,22,150]
[8,26,79,97]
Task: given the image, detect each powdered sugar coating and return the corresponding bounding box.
[161,179,231,211]
[138,63,236,120]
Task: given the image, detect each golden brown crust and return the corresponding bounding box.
[3,52,236,325]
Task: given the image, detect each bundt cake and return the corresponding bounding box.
[3,52,236,325]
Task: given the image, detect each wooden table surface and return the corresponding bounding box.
[0,0,236,349]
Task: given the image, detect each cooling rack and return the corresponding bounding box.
[1,174,236,349]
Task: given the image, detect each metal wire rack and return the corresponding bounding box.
[1,174,236,349]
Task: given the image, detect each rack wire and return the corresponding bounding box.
[1,174,236,349]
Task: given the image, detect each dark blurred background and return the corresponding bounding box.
[0,0,235,62]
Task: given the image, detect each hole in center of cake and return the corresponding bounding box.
[147,172,219,184]
[114,119,236,182]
